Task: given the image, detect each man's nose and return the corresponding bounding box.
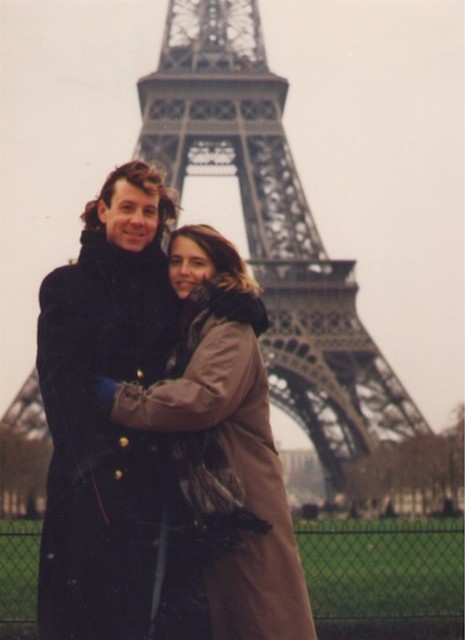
[129,209,145,224]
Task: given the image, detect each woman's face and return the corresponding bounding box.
[168,235,217,299]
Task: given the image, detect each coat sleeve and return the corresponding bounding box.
[110,321,260,432]
[37,269,96,477]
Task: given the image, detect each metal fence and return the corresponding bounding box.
[296,518,464,622]
[0,518,463,633]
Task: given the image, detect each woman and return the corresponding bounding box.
[96,224,318,640]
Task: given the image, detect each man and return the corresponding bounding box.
[37,160,267,640]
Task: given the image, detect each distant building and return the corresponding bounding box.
[276,445,325,506]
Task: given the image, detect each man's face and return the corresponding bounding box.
[97,178,160,252]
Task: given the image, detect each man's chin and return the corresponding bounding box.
[121,240,148,253]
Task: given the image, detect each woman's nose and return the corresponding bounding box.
[179,261,190,274]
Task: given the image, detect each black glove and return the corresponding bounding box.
[209,288,269,337]
[89,375,118,419]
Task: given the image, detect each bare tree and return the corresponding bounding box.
[0,427,52,518]
[343,404,464,517]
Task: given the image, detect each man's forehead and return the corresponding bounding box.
[113,178,160,201]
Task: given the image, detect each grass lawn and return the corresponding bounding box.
[0,521,41,623]
[0,518,463,639]
[296,518,464,619]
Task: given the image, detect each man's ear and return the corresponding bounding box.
[97,200,107,225]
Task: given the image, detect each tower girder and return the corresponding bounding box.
[1,0,432,496]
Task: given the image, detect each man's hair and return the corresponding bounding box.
[80,160,179,240]
[168,224,262,296]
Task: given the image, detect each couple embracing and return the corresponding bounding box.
[37,160,318,640]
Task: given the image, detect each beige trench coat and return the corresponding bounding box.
[111,316,318,640]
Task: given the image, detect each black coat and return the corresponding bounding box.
[36,232,209,640]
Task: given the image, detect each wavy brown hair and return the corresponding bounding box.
[168,224,262,296]
[80,161,179,241]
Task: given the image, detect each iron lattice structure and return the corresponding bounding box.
[1,0,431,492]
[133,0,431,490]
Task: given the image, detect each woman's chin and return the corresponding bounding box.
[175,289,192,300]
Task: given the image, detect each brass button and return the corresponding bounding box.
[118,436,129,448]
[136,369,144,380]
[114,469,124,480]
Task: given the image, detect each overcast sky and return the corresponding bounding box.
[0,0,463,449]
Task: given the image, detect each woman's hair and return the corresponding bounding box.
[80,160,179,240]
[168,224,262,296]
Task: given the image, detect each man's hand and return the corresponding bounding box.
[89,375,118,419]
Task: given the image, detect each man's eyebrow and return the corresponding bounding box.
[117,199,158,213]
[118,199,156,208]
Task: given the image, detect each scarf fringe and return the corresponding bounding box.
[205,507,272,535]
[193,509,273,556]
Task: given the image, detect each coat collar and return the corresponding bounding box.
[78,230,167,275]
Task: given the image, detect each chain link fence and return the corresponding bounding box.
[297,518,463,621]
[1,517,463,637]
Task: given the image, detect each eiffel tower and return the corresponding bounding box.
[1,0,431,493]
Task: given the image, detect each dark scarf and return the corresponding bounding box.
[168,282,272,555]
[79,229,169,271]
